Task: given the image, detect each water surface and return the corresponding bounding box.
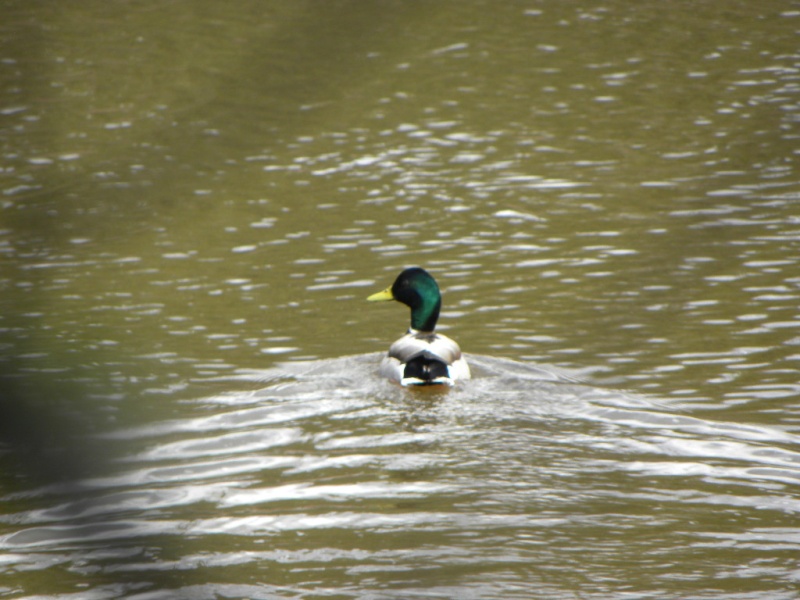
[1,1,799,598]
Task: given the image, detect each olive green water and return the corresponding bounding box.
[1,2,799,598]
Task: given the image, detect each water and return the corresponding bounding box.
[2,356,799,598]
[1,1,799,598]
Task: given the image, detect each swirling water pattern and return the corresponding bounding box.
[3,355,800,598]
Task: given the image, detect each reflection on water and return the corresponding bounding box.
[3,354,800,599]
[2,1,800,598]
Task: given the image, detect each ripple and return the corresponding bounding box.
[2,352,800,599]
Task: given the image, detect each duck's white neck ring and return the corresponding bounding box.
[407,327,434,335]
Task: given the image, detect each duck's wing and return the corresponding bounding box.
[388,332,462,364]
[431,333,470,380]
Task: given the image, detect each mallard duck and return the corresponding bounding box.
[367,267,470,386]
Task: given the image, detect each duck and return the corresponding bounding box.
[367,267,470,386]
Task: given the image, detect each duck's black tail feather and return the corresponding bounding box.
[403,356,449,384]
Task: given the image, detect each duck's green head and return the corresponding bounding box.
[367,267,442,332]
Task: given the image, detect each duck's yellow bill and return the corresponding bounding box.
[367,287,394,302]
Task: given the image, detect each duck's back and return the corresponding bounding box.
[380,331,470,386]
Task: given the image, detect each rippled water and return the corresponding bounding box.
[2,1,800,598]
[4,355,800,599]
